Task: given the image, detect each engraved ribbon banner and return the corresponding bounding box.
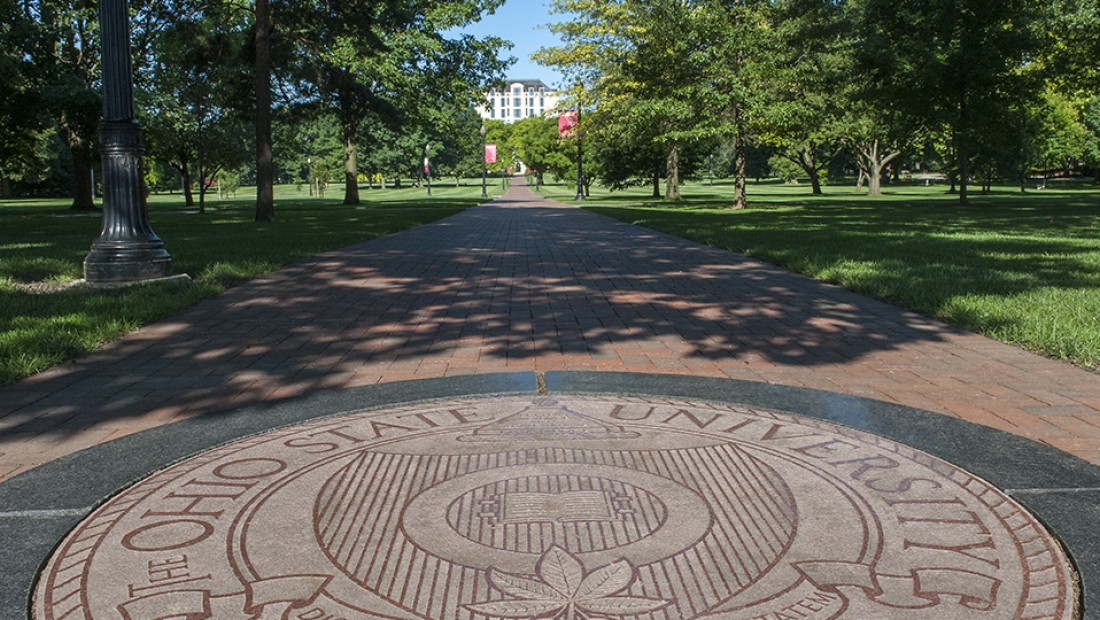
[117,575,331,620]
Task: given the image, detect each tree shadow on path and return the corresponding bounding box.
[0,182,960,447]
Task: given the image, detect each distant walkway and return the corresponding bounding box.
[3,177,1100,480]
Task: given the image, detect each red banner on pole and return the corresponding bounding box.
[485,144,498,164]
[558,110,578,138]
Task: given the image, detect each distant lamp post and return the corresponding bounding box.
[424,143,432,196]
[480,124,488,199]
[83,0,173,284]
[574,85,585,202]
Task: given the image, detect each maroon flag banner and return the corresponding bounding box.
[559,110,578,138]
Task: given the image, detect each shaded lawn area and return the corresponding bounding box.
[0,184,487,385]
[541,180,1100,371]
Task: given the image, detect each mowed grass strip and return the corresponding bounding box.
[0,183,491,385]
[543,179,1100,371]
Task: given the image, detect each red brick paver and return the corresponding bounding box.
[3,178,1100,480]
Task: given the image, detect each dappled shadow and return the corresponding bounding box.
[586,194,1100,325]
[0,179,998,455]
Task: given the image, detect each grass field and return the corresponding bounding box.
[541,178,1100,371]
[0,182,495,385]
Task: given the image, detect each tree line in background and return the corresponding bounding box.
[3,0,1100,212]
[0,0,511,218]
[537,0,1100,205]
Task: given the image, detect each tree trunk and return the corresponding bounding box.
[857,140,901,197]
[956,99,970,205]
[798,147,823,195]
[652,164,660,198]
[665,143,680,201]
[868,166,882,196]
[253,0,275,221]
[180,163,194,206]
[343,131,359,205]
[197,138,206,214]
[67,128,96,210]
[732,128,747,210]
[0,177,9,198]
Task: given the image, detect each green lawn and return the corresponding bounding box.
[0,182,495,385]
[541,179,1100,371]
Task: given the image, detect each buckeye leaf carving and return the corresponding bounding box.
[537,544,585,596]
[466,546,671,620]
[488,569,563,600]
[574,560,633,599]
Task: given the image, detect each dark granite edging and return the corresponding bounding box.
[3,371,1097,618]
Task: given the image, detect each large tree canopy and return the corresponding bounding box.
[278,0,510,206]
[854,0,1044,203]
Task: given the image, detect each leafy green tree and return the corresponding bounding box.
[510,117,571,189]
[540,0,708,201]
[855,0,1043,204]
[422,105,487,185]
[840,100,912,196]
[1083,97,1100,183]
[1037,0,1100,97]
[139,2,252,212]
[276,113,343,194]
[1032,88,1088,182]
[684,0,779,208]
[755,0,850,195]
[0,0,51,197]
[279,0,509,206]
[31,0,102,210]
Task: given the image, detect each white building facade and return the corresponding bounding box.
[476,79,560,123]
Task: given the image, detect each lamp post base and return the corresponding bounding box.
[83,120,173,284]
[84,239,173,283]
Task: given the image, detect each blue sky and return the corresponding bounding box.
[454,0,569,87]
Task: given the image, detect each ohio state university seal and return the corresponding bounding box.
[34,396,1076,619]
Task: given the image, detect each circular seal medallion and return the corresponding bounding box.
[34,396,1076,620]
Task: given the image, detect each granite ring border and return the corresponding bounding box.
[1,371,1097,618]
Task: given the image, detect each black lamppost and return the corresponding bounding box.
[480,124,488,199]
[83,0,173,283]
[574,104,585,202]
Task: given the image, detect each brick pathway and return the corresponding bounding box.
[3,178,1100,481]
